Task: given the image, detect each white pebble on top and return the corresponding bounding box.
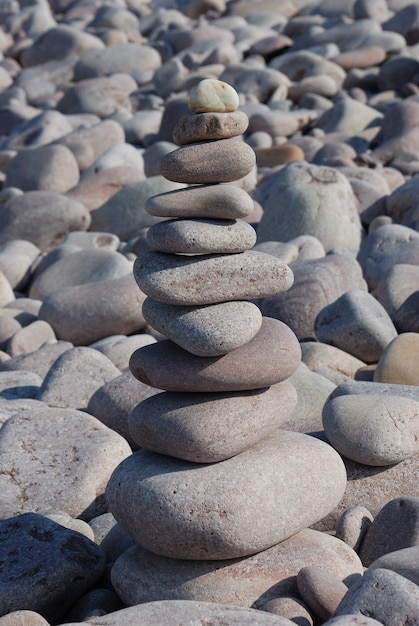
[188,79,240,113]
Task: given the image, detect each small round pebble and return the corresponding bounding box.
[188,79,240,113]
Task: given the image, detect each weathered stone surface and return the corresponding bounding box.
[333,568,419,624]
[141,299,262,357]
[0,406,130,519]
[322,394,419,466]
[107,430,346,560]
[134,251,294,306]
[128,381,297,462]
[160,138,256,184]
[145,183,255,219]
[129,317,301,392]
[0,513,105,623]
[256,161,362,254]
[146,218,256,254]
[109,528,361,607]
[62,601,294,626]
[173,111,248,145]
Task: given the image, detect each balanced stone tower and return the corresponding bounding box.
[106,79,347,603]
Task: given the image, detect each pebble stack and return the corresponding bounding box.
[105,79,348,603]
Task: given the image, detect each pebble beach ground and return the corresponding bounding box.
[0,0,419,624]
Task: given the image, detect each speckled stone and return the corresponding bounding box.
[134,250,294,306]
[141,298,262,357]
[146,218,256,254]
[173,111,249,145]
[106,431,347,560]
[129,316,301,392]
[145,184,255,220]
[160,138,256,184]
[128,381,297,463]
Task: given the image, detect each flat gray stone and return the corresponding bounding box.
[37,346,120,409]
[129,316,301,392]
[145,184,255,220]
[134,250,294,306]
[160,137,256,184]
[0,406,131,519]
[109,528,361,608]
[314,289,398,364]
[322,394,419,466]
[128,380,297,462]
[146,218,257,254]
[107,430,346,560]
[173,111,249,145]
[0,512,105,623]
[333,568,419,624]
[141,299,262,356]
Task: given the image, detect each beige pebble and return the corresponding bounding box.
[188,78,239,113]
[374,332,419,385]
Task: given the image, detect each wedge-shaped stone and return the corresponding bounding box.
[129,317,301,392]
[146,218,256,255]
[129,381,297,463]
[106,430,347,560]
[134,251,294,306]
[160,138,256,184]
[145,184,255,220]
[142,299,262,357]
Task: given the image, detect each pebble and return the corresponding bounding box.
[367,546,419,586]
[109,527,361,607]
[374,332,419,385]
[0,513,105,623]
[89,334,156,371]
[6,320,56,357]
[141,299,262,357]
[188,78,240,113]
[146,217,257,254]
[314,288,398,364]
[129,316,301,392]
[259,596,314,624]
[0,341,73,380]
[335,505,374,552]
[128,381,297,462]
[173,110,248,144]
[296,566,348,621]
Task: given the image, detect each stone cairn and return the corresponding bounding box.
[106,79,346,583]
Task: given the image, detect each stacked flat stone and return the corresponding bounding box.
[106,80,347,564]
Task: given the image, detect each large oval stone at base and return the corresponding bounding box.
[110,528,362,608]
[106,431,347,560]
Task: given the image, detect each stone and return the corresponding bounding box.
[134,251,294,306]
[259,596,313,624]
[0,239,40,290]
[296,566,348,621]
[4,144,80,193]
[83,142,144,178]
[0,513,105,623]
[0,272,15,309]
[58,588,123,623]
[173,111,248,145]
[394,291,419,333]
[358,496,419,567]
[335,506,374,552]
[129,317,301,392]
[0,341,73,380]
[3,110,74,151]
[19,24,104,68]
[128,381,297,463]
[62,231,120,251]
[38,274,147,346]
[255,161,362,254]
[89,177,185,241]
[367,546,419,586]
[373,264,419,319]
[29,248,132,301]
[87,369,159,449]
[313,96,382,135]
[6,320,56,357]
[322,393,419,466]
[74,43,161,80]
[0,611,50,626]
[188,79,240,113]
[146,218,256,255]
[333,568,419,624]
[160,137,256,184]
[90,334,156,371]
[357,224,419,291]
[0,370,41,400]
[374,332,419,385]
[255,252,366,342]
[301,342,366,378]
[324,616,384,626]
[314,289,398,364]
[36,346,121,409]
[332,46,386,71]
[269,50,346,88]
[145,183,255,220]
[62,601,295,626]
[0,406,130,519]
[107,430,346,560]
[88,512,135,565]
[0,191,91,253]
[142,299,262,357]
[56,74,137,118]
[0,318,21,352]
[109,528,361,607]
